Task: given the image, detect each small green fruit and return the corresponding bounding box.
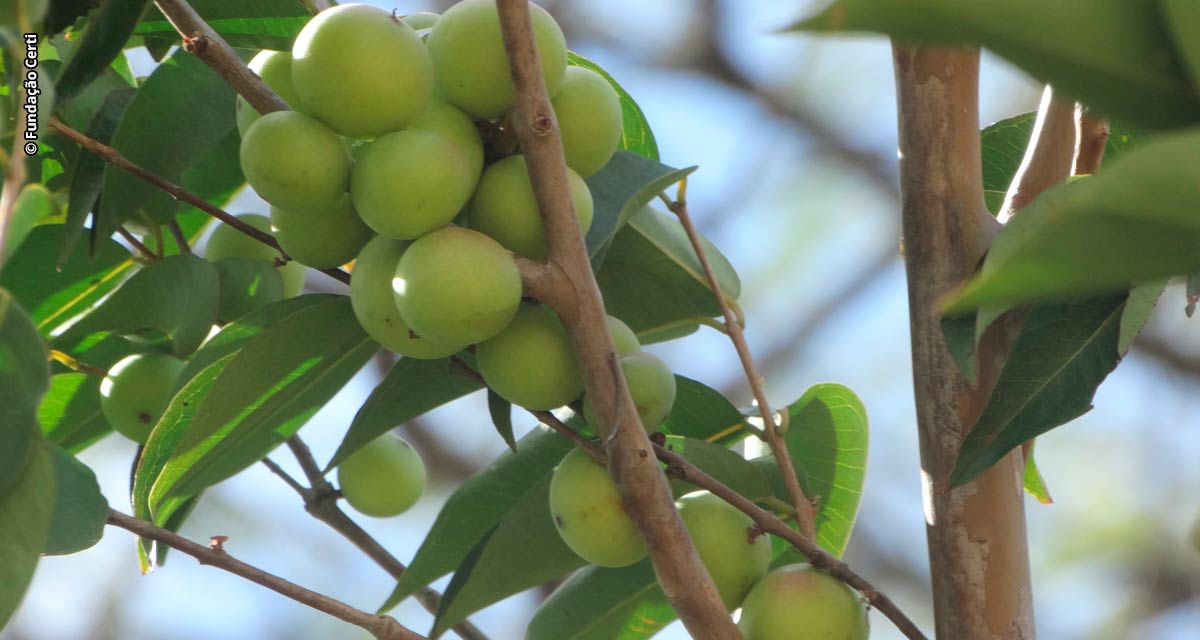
[468,154,593,260]
[676,491,771,610]
[100,353,186,443]
[606,315,640,356]
[409,96,485,179]
[552,66,622,177]
[212,258,285,322]
[349,235,463,359]
[270,194,371,269]
[337,434,426,517]
[351,129,478,239]
[240,111,352,214]
[477,304,582,410]
[549,447,646,568]
[205,213,305,298]
[402,12,439,30]
[393,227,522,346]
[585,351,676,431]
[428,0,567,119]
[236,50,305,137]
[738,564,870,640]
[291,4,432,137]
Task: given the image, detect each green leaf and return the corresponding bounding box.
[134,1,311,50]
[0,225,135,336]
[941,312,979,383]
[326,357,482,470]
[380,427,573,612]
[1,184,56,269]
[146,297,375,513]
[790,0,1200,130]
[947,128,1200,312]
[585,152,695,265]
[486,389,517,452]
[53,254,219,357]
[598,206,741,342]
[662,435,773,502]
[1118,278,1166,355]
[97,49,238,237]
[0,289,51,497]
[44,445,107,555]
[1022,442,1053,505]
[55,0,148,101]
[63,87,135,262]
[950,294,1128,485]
[660,376,751,446]
[39,373,111,453]
[0,439,55,628]
[1161,0,1200,92]
[567,53,659,161]
[526,561,672,640]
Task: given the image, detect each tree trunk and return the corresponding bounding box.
[892,45,1036,639]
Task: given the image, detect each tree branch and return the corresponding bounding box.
[999,85,1076,221]
[495,2,738,636]
[273,436,490,640]
[152,0,289,115]
[168,218,192,254]
[50,118,351,286]
[105,509,425,640]
[666,193,816,540]
[116,226,159,262]
[1073,106,1109,175]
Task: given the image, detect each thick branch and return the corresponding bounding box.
[106,509,424,640]
[495,2,738,636]
[893,45,1034,639]
[667,196,816,539]
[1073,106,1110,175]
[50,118,351,286]
[999,86,1076,221]
[153,0,289,115]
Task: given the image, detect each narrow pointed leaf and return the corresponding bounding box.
[54,0,148,101]
[486,389,517,452]
[39,373,111,453]
[1022,442,1053,505]
[584,152,695,264]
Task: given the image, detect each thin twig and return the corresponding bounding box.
[276,436,490,640]
[153,0,289,115]
[168,218,192,254]
[48,349,109,377]
[105,509,426,640]
[116,227,159,262]
[999,86,1076,221]
[1073,106,1109,175]
[666,191,817,541]
[49,118,351,286]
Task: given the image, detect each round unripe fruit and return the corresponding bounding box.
[585,352,676,431]
[352,129,477,239]
[291,4,432,137]
[212,258,285,322]
[552,66,622,177]
[349,236,463,359]
[236,50,305,137]
[676,491,771,610]
[606,316,640,356]
[477,304,582,410]
[428,0,567,119]
[402,12,439,30]
[100,353,186,443]
[240,111,351,213]
[270,194,371,269]
[409,96,485,179]
[549,447,646,567]
[337,434,426,517]
[205,213,305,298]
[468,154,594,260]
[738,564,870,640]
[393,227,522,345]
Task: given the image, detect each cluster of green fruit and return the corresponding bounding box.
[547,448,870,638]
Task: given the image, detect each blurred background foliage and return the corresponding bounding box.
[4,1,1199,639]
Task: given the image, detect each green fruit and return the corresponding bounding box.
[351,129,477,239]
[99,353,186,443]
[236,50,305,138]
[270,194,371,269]
[409,96,485,179]
[606,315,640,356]
[468,154,594,260]
[477,303,582,410]
[337,434,426,517]
[291,4,432,137]
[427,0,568,119]
[552,66,622,177]
[403,11,439,30]
[676,491,771,610]
[393,227,522,345]
[585,351,676,431]
[212,258,285,322]
[549,447,646,567]
[240,111,352,213]
[205,213,305,298]
[739,564,870,640]
[349,235,464,359]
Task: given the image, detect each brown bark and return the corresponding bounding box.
[893,45,1036,639]
[999,86,1076,221]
